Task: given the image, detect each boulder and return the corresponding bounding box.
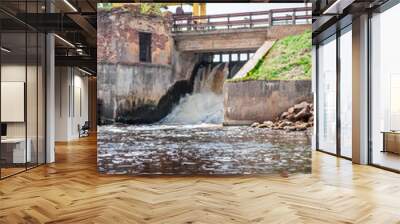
[284,126,297,131]
[257,121,274,128]
[263,121,274,126]
[250,101,314,131]
[295,123,308,131]
[257,123,269,128]
[278,120,293,128]
[286,113,295,121]
[294,101,309,111]
[294,107,312,121]
[280,112,289,119]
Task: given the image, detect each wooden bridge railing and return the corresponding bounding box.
[172,7,312,32]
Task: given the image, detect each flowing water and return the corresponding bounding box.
[160,92,223,124]
[98,124,312,175]
[162,63,228,124]
[98,63,312,175]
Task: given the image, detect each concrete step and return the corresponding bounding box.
[232,40,276,79]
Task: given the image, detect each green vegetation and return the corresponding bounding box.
[230,30,311,81]
[98,3,168,16]
[140,3,168,16]
[97,3,113,10]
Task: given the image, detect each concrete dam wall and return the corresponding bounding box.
[97,6,248,124]
[223,80,313,124]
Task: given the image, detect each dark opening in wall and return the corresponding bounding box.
[139,32,152,63]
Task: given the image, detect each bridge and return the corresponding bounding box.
[171,7,312,53]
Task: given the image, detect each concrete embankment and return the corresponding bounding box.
[223,80,312,125]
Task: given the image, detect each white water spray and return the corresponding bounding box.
[162,63,228,124]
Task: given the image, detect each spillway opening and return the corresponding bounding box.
[161,63,228,125]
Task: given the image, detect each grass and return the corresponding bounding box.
[229,30,311,82]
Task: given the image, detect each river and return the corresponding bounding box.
[98,124,312,175]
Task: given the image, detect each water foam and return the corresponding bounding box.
[162,63,228,124]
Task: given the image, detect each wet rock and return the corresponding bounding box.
[249,101,313,132]
[284,126,297,132]
[276,101,313,131]
[263,121,274,127]
[282,121,293,127]
[263,120,274,125]
[257,124,269,128]
[280,112,289,119]
[256,121,273,128]
[294,101,309,111]
[294,107,312,121]
[251,122,260,128]
[286,113,295,121]
[295,124,308,131]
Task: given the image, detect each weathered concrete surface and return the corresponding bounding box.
[98,63,170,122]
[97,50,198,124]
[97,8,199,124]
[173,25,310,52]
[223,80,312,124]
[234,40,275,79]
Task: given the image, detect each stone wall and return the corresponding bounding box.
[97,7,199,124]
[223,80,312,124]
[98,6,173,65]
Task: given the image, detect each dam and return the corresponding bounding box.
[97,4,312,175]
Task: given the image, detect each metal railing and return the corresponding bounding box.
[172,7,312,32]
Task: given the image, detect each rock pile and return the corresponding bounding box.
[251,101,314,131]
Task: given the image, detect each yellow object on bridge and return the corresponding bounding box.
[109,3,206,17]
[192,3,206,17]
[162,3,206,17]
[192,3,206,24]
[111,3,125,8]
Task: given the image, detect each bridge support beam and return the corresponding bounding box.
[173,25,310,53]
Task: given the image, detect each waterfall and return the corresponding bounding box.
[162,63,228,124]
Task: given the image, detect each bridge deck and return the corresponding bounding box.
[173,24,311,53]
